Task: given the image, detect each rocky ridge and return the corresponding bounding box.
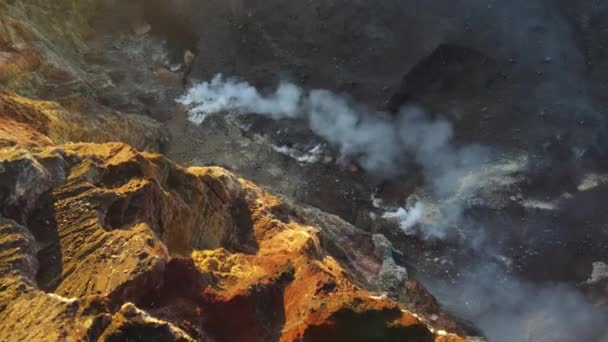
[0,94,466,340]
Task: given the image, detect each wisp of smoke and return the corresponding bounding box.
[381,202,425,233]
[178,75,501,238]
[426,263,608,342]
[177,74,303,123]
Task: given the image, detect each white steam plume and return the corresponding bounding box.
[381,202,425,233]
[178,74,503,238]
[178,74,302,123]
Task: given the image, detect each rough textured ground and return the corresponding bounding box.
[0,96,466,341]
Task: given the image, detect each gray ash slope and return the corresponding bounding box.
[130,0,608,341]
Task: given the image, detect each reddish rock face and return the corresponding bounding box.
[0,97,465,341]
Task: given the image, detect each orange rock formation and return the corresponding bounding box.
[0,93,466,341]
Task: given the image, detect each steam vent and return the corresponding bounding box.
[1,1,607,341]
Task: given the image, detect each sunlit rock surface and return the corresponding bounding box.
[0,95,466,341]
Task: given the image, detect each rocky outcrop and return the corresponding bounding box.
[0,97,466,341]
[0,92,164,150]
[0,0,97,94]
[1,0,188,130]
